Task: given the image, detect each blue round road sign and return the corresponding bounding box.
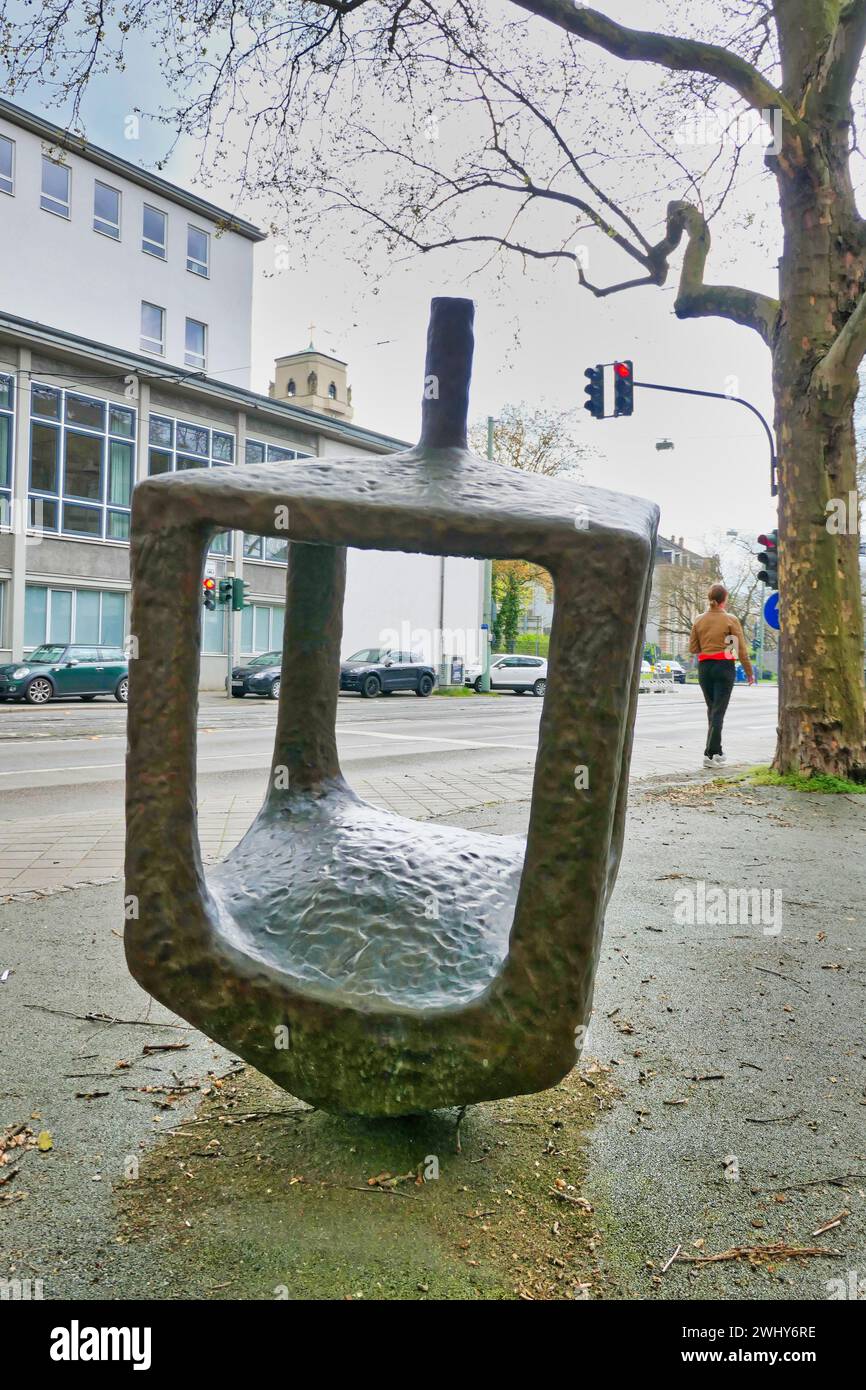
[764,592,780,630]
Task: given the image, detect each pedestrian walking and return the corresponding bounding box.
[689,584,755,768]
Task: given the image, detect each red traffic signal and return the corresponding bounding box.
[756,530,779,590]
[613,359,634,416]
[202,576,217,611]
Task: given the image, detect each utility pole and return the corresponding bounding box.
[479,416,495,693]
[756,580,765,683]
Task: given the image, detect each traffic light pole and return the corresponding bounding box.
[633,379,778,497]
[756,579,765,682]
[479,416,495,694]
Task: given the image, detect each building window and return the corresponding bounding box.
[147,413,235,554]
[93,181,121,239]
[0,373,14,525]
[202,603,226,654]
[140,301,165,355]
[184,318,207,371]
[24,585,127,649]
[240,603,285,654]
[28,383,135,542]
[0,135,14,196]
[187,225,209,277]
[328,382,337,400]
[41,156,70,218]
[242,438,311,562]
[286,379,296,397]
[142,204,167,258]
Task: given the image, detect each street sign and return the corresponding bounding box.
[764,591,780,630]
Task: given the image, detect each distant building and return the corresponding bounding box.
[269,343,354,422]
[645,535,712,659]
[0,100,482,687]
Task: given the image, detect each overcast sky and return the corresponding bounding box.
[13,0,795,557]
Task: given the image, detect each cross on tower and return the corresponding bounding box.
[308,322,315,349]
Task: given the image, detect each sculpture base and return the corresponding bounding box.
[209,787,524,1013]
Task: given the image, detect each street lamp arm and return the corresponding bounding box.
[633,378,778,496]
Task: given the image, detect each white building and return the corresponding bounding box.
[0,100,482,687]
[0,99,259,388]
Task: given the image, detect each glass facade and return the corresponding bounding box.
[24,585,127,649]
[0,372,13,524]
[28,384,135,541]
[243,438,310,562]
[147,414,235,555]
[240,603,285,654]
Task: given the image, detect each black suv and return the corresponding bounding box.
[339,649,436,699]
[229,651,282,699]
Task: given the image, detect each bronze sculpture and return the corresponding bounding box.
[125,297,658,1116]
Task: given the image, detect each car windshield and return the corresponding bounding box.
[27,645,66,664]
[347,649,386,663]
[248,651,281,667]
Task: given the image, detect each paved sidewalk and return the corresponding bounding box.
[1,773,862,1300]
[0,768,535,898]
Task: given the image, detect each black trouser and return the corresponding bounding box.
[698,659,736,757]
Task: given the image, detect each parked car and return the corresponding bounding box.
[0,643,128,704]
[464,654,548,696]
[340,649,436,698]
[230,650,282,699]
[639,659,653,692]
[655,659,686,684]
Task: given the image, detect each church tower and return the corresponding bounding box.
[269,328,354,421]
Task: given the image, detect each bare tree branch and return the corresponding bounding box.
[813,284,866,388]
[509,1,799,128]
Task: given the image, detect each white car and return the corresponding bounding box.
[639,659,653,692]
[465,654,548,695]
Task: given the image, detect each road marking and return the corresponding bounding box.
[335,727,538,752]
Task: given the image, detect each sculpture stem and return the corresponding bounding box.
[418,297,475,450]
[268,541,346,798]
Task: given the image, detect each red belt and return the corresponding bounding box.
[698,652,733,661]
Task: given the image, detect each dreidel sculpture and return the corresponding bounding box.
[125,297,659,1116]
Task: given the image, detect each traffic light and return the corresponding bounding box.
[218,578,233,606]
[231,578,249,612]
[202,576,217,611]
[756,530,778,589]
[613,359,634,416]
[583,365,604,419]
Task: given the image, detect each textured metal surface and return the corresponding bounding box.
[125,296,660,1116]
[211,788,524,1010]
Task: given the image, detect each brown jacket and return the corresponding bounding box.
[689,607,753,680]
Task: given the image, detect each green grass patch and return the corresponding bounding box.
[744,766,866,795]
[433,685,495,698]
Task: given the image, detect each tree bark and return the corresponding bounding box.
[772,117,866,776]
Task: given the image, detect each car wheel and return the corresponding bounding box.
[474,676,484,693]
[361,674,381,699]
[114,676,129,704]
[231,690,246,698]
[416,674,434,697]
[80,694,97,702]
[533,678,547,697]
[269,678,281,701]
[24,677,53,705]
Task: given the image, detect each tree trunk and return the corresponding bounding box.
[773,128,866,778]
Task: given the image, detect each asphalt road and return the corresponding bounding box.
[0,685,778,821]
